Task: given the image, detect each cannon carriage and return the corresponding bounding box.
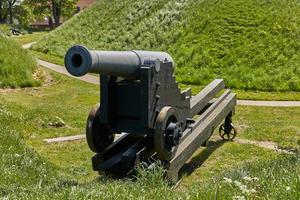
[65,45,237,181]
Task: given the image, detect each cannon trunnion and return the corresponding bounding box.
[65,45,237,182]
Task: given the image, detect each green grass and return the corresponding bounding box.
[0,24,12,36]
[179,153,300,200]
[0,35,42,88]
[12,31,49,45]
[31,50,65,66]
[0,69,299,199]
[233,89,300,101]
[32,0,300,92]
[236,106,300,149]
[180,84,300,101]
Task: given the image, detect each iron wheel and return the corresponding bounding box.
[86,104,115,153]
[219,123,237,141]
[154,107,182,161]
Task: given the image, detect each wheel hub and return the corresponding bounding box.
[165,122,183,150]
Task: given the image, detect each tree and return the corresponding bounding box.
[14,3,34,28]
[0,0,20,24]
[25,0,76,28]
[0,1,9,23]
[8,0,19,24]
[0,0,24,24]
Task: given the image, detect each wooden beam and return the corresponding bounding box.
[44,134,85,144]
[190,79,225,117]
[44,133,126,144]
[167,91,236,182]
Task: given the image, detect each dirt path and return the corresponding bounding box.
[234,138,296,154]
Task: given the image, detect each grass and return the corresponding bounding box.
[0,69,99,181]
[236,106,300,149]
[232,89,300,101]
[0,24,12,36]
[0,35,42,88]
[12,31,49,45]
[0,69,299,199]
[180,84,300,101]
[31,50,65,66]
[32,0,300,92]
[180,153,300,200]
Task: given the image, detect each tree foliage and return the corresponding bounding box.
[14,3,34,28]
[24,0,76,28]
[0,0,21,24]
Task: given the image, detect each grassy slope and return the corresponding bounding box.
[173,0,300,91]
[0,103,57,196]
[32,0,300,91]
[0,69,299,199]
[0,35,41,88]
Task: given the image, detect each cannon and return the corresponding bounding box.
[65,45,237,182]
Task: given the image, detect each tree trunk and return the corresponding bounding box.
[0,2,3,23]
[8,2,13,24]
[0,12,7,24]
[52,1,61,27]
[48,16,54,30]
[0,11,6,23]
[0,1,7,23]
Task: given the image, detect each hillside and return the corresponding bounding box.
[32,0,300,91]
[0,35,41,88]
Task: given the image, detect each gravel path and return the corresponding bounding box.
[234,138,296,154]
[237,100,300,107]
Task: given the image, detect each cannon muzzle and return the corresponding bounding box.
[64,45,174,78]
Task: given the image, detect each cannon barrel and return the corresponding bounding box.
[64,45,174,78]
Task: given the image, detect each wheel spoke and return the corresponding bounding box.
[221,126,225,131]
[226,133,230,140]
[229,132,235,136]
[220,123,237,141]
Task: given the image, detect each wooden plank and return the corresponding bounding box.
[180,90,231,142]
[44,133,126,144]
[189,79,225,117]
[167,92,236,181]
[44,134,85,144]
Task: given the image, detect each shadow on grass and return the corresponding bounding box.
[89,139,227,184]
[178,139,226,178]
